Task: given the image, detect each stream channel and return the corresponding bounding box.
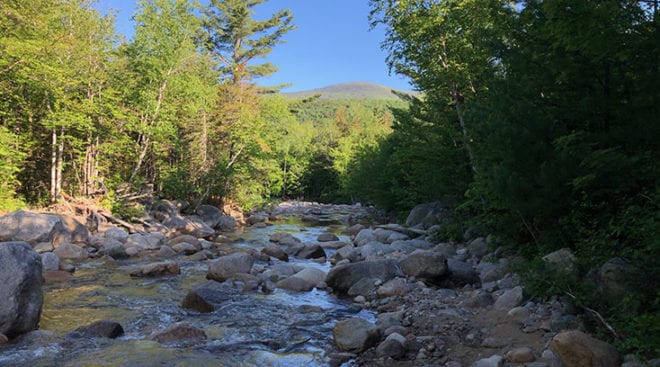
[1,211,374,366]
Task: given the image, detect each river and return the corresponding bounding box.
[0,212,374,366]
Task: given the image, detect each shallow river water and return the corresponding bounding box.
[1,215,373,366]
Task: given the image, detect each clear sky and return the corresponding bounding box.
[94,0,412,92]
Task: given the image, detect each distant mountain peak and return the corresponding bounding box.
[282,82,416,100]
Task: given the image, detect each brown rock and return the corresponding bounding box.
[550,330,621,367]
[505,346,535,363]
[148,323,206,346]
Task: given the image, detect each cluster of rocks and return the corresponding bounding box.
[319,201,646,367]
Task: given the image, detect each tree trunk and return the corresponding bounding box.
[56,126,64,200]
[50,128,57,203]
[451,83,478,175]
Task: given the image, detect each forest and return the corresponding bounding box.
[1,0,658,356]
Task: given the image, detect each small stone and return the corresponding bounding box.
[130,261,180,277]
[317,233,340,242]
[74,320,124,339]
[494,286,524,310]
[0,333,8,345]
[148,323,207,346]
[481,337,508,348]
[41,252,60,272]
[505,346,535,363]
[353,295,366,303]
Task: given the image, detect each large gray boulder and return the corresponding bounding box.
[0,242,44,338]
[0,210,89,247]
[196,205,223,228]
[405,201,454,229]
[399,250,448,280]
[207,252,254,282]
[326,259,402,294]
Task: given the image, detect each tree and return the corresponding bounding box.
[197,0,295,206]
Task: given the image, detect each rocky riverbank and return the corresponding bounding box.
[0,200,654,366]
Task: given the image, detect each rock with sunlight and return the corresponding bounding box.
[0,241,44,338]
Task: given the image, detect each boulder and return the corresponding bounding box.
[543,248,578,279]
[505,347,535,363]
[273,233,301,247]
[148,323,207,346]
[399,250,448,280]
[207,252,254,282]
[217,215,237,232]
[41,252,60,272]
[168,234,201,250]
[104,227,129,243]
[0,210,88,247]
[277,267,327,292]
[332,245,358,264]
[181,281,242,313]
[354,229,376,246]
[405,201,454,229]
[261,244,289,261]
[317,233,340,242]
[343,224,365,236]
[100,239,128,259]
[467,237,489,259]
[347,278,379,298]
[333,317,380,353]
[375,332,407,359]
[158,246,176,258]
[182,215,215,238]
[246,213,268,226]
[53,242,88,260]
[494,286,524,310]
[0,242,43,338]
[130,261,180,277]
[446,258,480,286]
[196,204,223,228]
[376,278,408,298]
[595,257,640,300]
[318,240,349,249]
[74,320,124,339]
[359,241,394,259]
[550,330,620,367]
[297,244,326,259]
[326,259,402,294]
[171,242,198,255]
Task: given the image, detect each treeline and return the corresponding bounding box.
[358,0,658,355]
[0,0,402,212]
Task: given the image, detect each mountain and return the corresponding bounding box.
[282,82,417,100]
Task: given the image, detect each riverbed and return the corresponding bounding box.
[0,214,373,366]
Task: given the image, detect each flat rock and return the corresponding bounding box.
[399,250,448,280]
[261,244,289,261]
[317,233,339,242]
[130,261,180,277]
[74,320,124,339]
[181,281,242,313]
[148,323,207,346]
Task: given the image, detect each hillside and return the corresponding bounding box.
[283,82,417,100]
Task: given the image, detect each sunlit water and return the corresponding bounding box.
[0,215,373,366]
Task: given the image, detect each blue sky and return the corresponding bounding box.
[94,0,412,92]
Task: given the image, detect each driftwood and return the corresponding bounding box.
[98,210,144,234]
[565,291,619,339]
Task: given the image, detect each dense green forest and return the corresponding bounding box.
[1,0,658,356]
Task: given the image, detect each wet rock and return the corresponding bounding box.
[376,332,407,359]
[41,252,60,272]
[333,317,380,353]
[74,320,124,339]
[148,323,207,346]
[53,242,88,260]
[297,244,326,259]
[261,244,289,261]
[377,278,408,298]
[326,259,402,294]
[399,250,448,280]
[317,233,339,242]
[550,330,620,367]
[260,263,298,282]
[276,276,315,292]
[494,286,524,310]
[104,227,129,243]
[291,267,326,287]
[130,261,180,277]
[472,355,505,367]
[505,346,535,363]
[207,252,254,282]
[181,280,241,313]
[0,241,43,338]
